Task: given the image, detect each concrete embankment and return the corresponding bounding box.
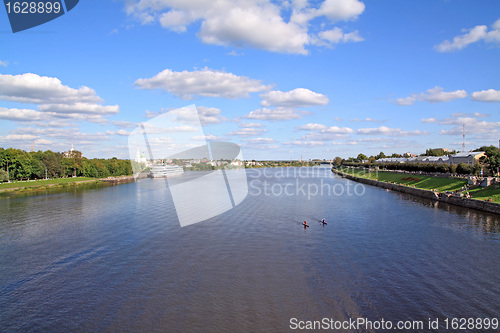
[333,169,500,215]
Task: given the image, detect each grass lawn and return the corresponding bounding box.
[339,168,467,192]
[0,177,97,190]
[338,167,500,204]
[468,186,500,203]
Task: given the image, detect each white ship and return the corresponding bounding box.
[150,165,184,178]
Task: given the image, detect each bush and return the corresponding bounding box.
[0,169,8,182]
[456,163,473,175]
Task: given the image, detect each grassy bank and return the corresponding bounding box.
[0,177,98,192]
[338,167,500,203]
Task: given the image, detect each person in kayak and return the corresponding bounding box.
[321,218,327,224]
[303,221,308,228]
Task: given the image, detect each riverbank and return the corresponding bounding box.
[333,168,500,215]
[0,175,137,194]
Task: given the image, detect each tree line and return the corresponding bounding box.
[0,148,133,182]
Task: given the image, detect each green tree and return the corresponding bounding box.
[356,153,368,162]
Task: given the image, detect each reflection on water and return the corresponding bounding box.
[0,168,499,332]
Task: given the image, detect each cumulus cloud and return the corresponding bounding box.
[38,103,119,114]
[471,89,500,102]
[295,123,353,141]
[13,127,110,142]
[247,137,275,144]
[437,117,500,136]
[227,127,267,137]
[421,118,437,123]
[0,107,46,121]
[394,86,467,105]
[285,140,325,147]
[0,73,119,119]
[296,123,328,131]
[244,107,303,120]
[357,126,428,137]
[349,118,383,122]
[317,27,363,45]
[135,68,269,99]
[260,88,329,107]
[106,129,130,136]
[435,18,500,52]
[239,122,262,128]
[0,73,102,104]
[126,0,366,54]
[451,112,489,118]
[191,133,225,141]
[164,105,229,125]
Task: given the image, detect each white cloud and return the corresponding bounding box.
[196,106,229,124]
[296,123,353,141]
[471,89,500,102]
[394,96,417,106]
[227,50,244,56]
[423,87,468,103]
[239,122,262,128]
[191,133,225,141]
[260,88,329,107]
[0,73,102,104]
[348,118,383,122]
[394,86,467,105]
[112,120,136,128]
[0,60,8,67]
[134,68,269,99]
[357,126,428,137]
[296,123,328,131]
[0,73,119,120]
[421,118,437,123]
[451,112,489,118]
[126,0,366,54]
[317,27,363,44]
[285,140,325,147]
[438,117,500,136]
[38,103,119,114]
[244,107,303,120]
[106,129,130,136]
[12,127,110,142]
[0,107,46,121]
[247,137,275,144]
[227,127,267,137]
[0,134,40,141]
[435,19,500,52]
[301,132,350,141]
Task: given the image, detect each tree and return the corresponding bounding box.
[356,153,368,162]
[456,163,473,175]
[333,156,343,166]
[0,169,8,182]
[375,152,386,160]
[476,145,500,175]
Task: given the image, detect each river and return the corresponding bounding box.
[1,167,499,332]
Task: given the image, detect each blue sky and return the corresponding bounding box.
[1,0,500,160]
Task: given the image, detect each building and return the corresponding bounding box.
[135,146,147,165]
[448,151,485,166]
[63,144,82,158]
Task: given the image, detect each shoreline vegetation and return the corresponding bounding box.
[0,175,136,195]
[333,167,500,214]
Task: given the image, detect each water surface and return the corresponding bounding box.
[1,168,499,332]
